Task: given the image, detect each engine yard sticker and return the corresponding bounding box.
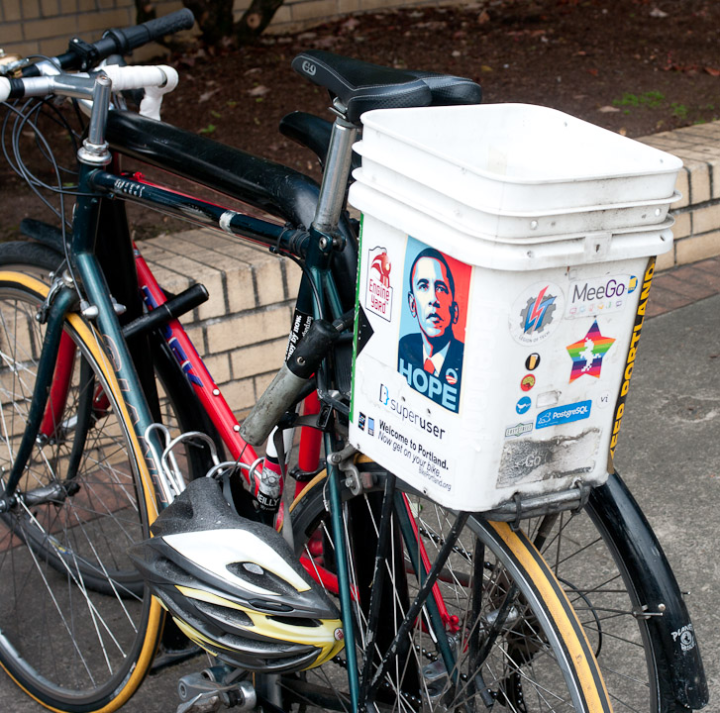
[607,259,655,470]
[366,246,394,321]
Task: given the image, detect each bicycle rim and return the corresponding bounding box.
[0,272,163,712]
[287,469,612,712]
[523,506,660,712]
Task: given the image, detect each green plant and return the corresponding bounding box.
[612,90,665,109]
[671,102,688,119]
[198,123,217,134]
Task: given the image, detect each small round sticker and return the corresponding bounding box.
[516,396,532,414]
[525,353,541,371]
[520,374,536,392]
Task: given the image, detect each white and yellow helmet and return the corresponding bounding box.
[130,478,344,673]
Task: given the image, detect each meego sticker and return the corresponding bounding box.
[536,400,592,429]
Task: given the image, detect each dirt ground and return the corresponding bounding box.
[2,0,720,239]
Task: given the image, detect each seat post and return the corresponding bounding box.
[312,115,359,235]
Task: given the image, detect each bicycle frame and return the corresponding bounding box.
[8,94,708,711]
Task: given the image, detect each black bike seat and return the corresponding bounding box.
[292,50,433,123]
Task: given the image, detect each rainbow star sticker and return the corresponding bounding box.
[566,321,615,383]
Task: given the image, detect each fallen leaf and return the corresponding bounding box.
[198,88,221,103]
[705,67,720,77]
[480,65,493,73]
[248,85,270,97]
[313,36,339,48]
[341,17,361,30]
[649,7,668,17]
[452,50,462,57]
[619,127,627,136]
[478,10,490,24]
[587,68,599,77]
[598,105,621,113]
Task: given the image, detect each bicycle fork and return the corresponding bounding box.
[0,279,78,511]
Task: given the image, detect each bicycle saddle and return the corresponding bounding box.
[292,50,481,123]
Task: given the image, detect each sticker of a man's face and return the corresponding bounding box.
[408,253,459,350]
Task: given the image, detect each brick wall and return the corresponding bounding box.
[640,122,720,269]
[0,0,437,59]
[138,228,303,414]
[0,0,184,59]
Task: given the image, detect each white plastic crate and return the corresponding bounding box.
[348,104,680,511]
[355,103,682,218]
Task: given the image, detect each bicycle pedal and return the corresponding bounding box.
[176,669,256,713]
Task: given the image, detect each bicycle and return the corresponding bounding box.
[0,9,708,713]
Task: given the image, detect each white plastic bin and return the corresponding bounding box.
[355,103,682,216]
[348,104,681,511]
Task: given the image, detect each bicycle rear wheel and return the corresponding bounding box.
[288,467,613,712]
[0,268,163,712]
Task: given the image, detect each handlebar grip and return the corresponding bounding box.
[102,9,195,54]
[18,8,196,74]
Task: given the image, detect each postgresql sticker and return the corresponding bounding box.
[510,282,565,346]
[536,400,592,429]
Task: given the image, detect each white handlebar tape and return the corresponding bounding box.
[102,65,179,120]
[0,78,11,103]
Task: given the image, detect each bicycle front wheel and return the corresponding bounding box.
[287,467,613,712]
[0,269,163,712]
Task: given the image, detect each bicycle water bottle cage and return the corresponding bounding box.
[291,50,432,123]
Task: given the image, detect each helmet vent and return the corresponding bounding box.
[193,599,254,628]
[226,561,293,596]
[268,615,321,628]
[243,563,264,575]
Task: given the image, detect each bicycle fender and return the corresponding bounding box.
[588,472,709,711]
[19,218,64,253]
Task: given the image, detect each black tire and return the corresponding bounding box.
[287,468,614,712]
[0,250,164,711]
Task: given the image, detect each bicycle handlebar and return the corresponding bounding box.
[0,65,179,119]
[20,8,195,76]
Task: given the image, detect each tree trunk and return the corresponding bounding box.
[235,0,286,44]
[133,0,156,24]
[182,0,235,46]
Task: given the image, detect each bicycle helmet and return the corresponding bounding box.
[130,477,344,674]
